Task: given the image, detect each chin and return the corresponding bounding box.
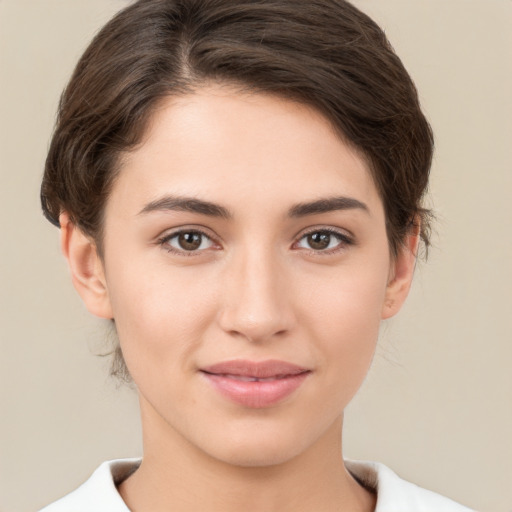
[196,421,319,469]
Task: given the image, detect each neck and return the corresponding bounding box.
[118,397,375,512]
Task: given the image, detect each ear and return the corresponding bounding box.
[60,212,113,319]
[381,227,420,320]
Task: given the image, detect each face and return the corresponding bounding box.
[65,85,416,467]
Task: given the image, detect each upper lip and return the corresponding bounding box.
[200,359,310,379]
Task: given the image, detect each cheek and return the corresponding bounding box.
[105,256,219,376]
[293,259,389,392]
[297,257,389,341]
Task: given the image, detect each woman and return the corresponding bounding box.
[39,1,474,510]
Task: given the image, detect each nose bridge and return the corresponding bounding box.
[218,243,293,342]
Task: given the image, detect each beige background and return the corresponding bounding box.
[1,1,511,511]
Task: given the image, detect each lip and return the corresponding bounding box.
[200,359,311,408]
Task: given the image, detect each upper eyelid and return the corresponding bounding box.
[157,225,218,242]
[295,225,354,241]
[158,225,351,238]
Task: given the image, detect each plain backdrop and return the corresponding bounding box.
[1,1,511,511]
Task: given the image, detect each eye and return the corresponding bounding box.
[295,229,352,253]
[159,230,216,254]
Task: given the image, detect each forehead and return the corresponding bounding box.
[111,86,383,220]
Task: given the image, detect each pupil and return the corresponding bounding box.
[308,232,330,250]
[179,232,202,250]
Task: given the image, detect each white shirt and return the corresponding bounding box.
[39,458,475,512]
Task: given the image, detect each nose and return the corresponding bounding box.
[217,249,295,343]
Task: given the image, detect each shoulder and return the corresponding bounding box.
[39,458,141,512]
[345,459,476,512]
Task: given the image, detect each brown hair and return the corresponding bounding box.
[41,0,434,381]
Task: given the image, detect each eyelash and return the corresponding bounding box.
[157,229,218,257]
[295,227,354,255]
[157,227,354,257]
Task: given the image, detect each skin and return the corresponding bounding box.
[61,85,418,512]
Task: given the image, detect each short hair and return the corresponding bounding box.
[41,0,434,381]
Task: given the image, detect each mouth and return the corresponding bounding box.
[203,374,299,382]
[199,359,311,408]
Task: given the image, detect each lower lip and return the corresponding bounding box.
[201,372,310,408]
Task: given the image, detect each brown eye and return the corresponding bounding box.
[162,230,215,253]
[296,229,352,253]
[307,232,331,250]
[178,232,203,251]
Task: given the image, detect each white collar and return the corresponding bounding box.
[40,458,473,512]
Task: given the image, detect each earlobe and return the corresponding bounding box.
[381,229,420,320]
[60,213,113,319]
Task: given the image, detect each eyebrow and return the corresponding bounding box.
[138,195,369,219]
[139,196,232,219]
[288,196,369,217]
